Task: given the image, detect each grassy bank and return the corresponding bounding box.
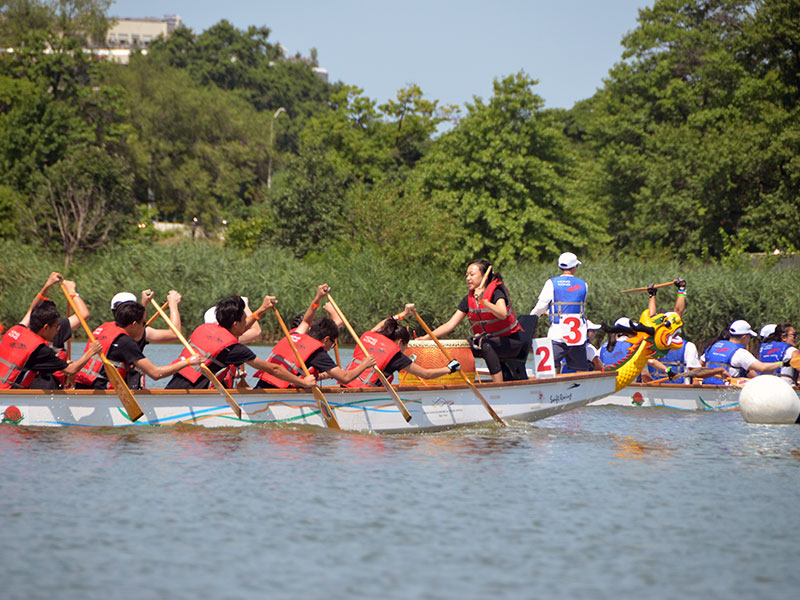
[1,240,798,350]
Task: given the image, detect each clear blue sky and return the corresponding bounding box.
[110,0,651,110]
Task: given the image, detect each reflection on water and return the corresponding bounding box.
[1,409,799,600]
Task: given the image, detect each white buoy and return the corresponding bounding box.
[739,375,800,424]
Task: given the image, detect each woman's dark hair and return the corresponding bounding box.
[375,317,411,345]
[290,313,304,329]
[765,322,794,343]
[114,302,146,327]
[30,300,60,333]
[469,259,501,283]
[308,317,339,342]
[216,295,245,330]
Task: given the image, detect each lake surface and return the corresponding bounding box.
[2,345,799,599]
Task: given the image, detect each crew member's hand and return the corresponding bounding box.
[87,341,103,356]
[62,279,77,295]
[45,272,64,289]
[141,289,154,305]
[674,278,687,291]
[647,284,658,298]
[260,295,277,312]
[402,303,416,318]
[167,290,182,305]
[782,356,793,367]
[187,354,203,366]
[447,359,461,373]
[315,284,330,300]
[301,374,316,388]
[364,355,377,368]
[474,286,486,300]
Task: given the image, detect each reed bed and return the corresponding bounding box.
[2,240,798,350]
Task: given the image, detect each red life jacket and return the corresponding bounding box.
[73,322,132,387]
[255,333,323,389]
[0,325,47,389]
[467,279,522,337]
[172,323,240,384]
[344,332,398,388]
[51,345,68,387]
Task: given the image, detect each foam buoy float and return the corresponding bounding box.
[739,376,800,424]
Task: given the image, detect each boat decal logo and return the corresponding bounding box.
[632,392,644,406]
[568,383,580,389]
[2,405,23,424]
[548,392,572,404]
[432,397,454,407]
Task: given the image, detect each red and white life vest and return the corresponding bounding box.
[172,323,240,384]
[344,332,398,388]
[255,333,323,388]
[467,279,522,337]
[73,322,131,387]
[0,325,47,389]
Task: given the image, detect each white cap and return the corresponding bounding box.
[558,252,581,270]
[759,323,777,339]
[729,319,757,337]
[110,292,137,310]
[614,317,632,328]
[586,319,601,330]
[203,306,218,324]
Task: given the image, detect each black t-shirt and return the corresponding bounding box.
[166,343,256,389]
[307,348,336,374]
[384,351,413,380]
[22,342,68,389]
[457,284,510,314]
[50,317,72,350]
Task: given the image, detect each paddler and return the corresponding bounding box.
[343,303,460,387]
[530,252,589,373]
[253,316,377,388]
[700,319,788,384]
[73,300,203,389]
[0,301,102,389]
[166,294,315,390]
[757,323,798,384]
[420,259,528,382]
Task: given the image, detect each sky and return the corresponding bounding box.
[109,0,651,110]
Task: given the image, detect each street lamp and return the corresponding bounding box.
[267,107,286,189]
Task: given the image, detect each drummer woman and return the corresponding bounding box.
[420,259,528,382]
[344,303,459,387]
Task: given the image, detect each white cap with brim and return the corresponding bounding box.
[586,319,601,330]
[759,323,777,339]
[614,317,632,329]
[729,319,757,336]
[110,292,137,310]
[558,252,581,270]
[204,306,218,324]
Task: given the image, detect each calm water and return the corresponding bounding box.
[2,347,799,599]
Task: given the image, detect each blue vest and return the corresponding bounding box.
[549,276,587,324]
[648,345,688,383]
[704,340,745,384]
[759,341,796,382]
[600,340,632,368]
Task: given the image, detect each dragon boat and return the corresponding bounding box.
[0,307,684,432]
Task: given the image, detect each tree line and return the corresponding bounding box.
[0,0,798,271]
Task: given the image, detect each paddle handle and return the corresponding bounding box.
[146,301,170,326]
[620,281,676,294]
[413,311,506,426]
[326,295,411,422]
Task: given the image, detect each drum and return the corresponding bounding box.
[398,339,476,386]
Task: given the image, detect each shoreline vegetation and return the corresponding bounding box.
[2,240,798,350]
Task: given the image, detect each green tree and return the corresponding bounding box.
[418,72,608,265]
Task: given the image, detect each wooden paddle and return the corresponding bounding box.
[60,283,144,422]
[273,307,340,430]
[149,298,242,419]
[146,300,170,326]
[326,295,412,423]
[620,281,676,294]
[413,311,506,426]
[649,367,726,385]
[333,340,342,369]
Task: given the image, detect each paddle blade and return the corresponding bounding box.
[102,358,144,421]
[313,387,340,429]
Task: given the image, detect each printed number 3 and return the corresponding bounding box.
[563,316,583,344]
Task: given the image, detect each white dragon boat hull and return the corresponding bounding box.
[0,371,616,432]
[589,381,764,411]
